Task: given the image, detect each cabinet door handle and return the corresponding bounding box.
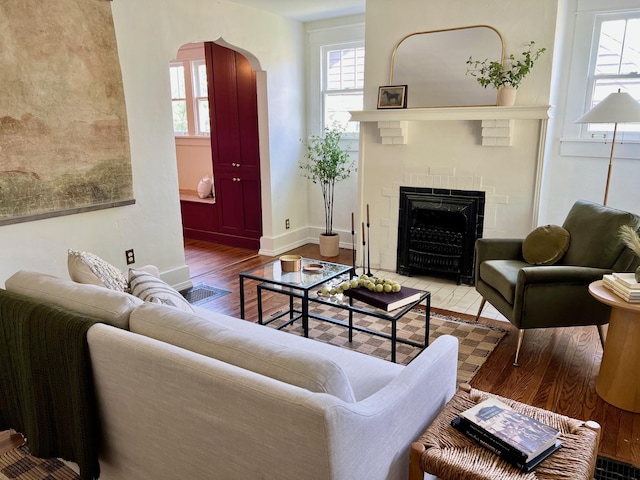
[232,163,241,167]
[233,177,241,182]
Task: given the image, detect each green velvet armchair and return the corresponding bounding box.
[474,199,640,366]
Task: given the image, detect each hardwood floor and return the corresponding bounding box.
[1,238,638,467]
[184,239,640,466]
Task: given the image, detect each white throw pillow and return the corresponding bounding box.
[128,268,194,313]
[68,249,128,292]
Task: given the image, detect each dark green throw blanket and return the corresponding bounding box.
[0,289,101,480]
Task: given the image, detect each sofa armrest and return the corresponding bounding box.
[512,266,613,329]
[475,239,524,284]
[476,238,524,264]
[518,265,611,285]
[325,335,459,480]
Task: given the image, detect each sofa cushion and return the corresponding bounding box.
[129,304,356,402]
[128,268,194,313]
[4,270,141,329]
[479,260,529,305]
[68,249,129,292]
[189,305,402,401]
[522,225,570,265]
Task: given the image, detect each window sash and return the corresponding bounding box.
[583,12,640,139]
[321,43,364,134]
[191,60,210,135]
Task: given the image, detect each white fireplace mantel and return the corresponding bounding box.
[349,105,552,145]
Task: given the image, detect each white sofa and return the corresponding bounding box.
[3,270,458,480]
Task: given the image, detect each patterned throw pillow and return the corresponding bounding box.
[68,249,129,292]
[128,268,194,313]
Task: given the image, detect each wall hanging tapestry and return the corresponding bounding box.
[0,0,134,226]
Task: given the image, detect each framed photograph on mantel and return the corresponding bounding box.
[377,85,408,109]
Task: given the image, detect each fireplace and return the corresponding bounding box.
[397,187,485,285]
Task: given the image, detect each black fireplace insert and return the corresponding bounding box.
[397,187,485,285]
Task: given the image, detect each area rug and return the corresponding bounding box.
[269,303,506,384]
[181,284,230,306]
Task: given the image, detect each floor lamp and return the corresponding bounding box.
[575,89,640,206]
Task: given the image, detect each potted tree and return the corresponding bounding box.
[466,41,546,105]
[300,124,355,257]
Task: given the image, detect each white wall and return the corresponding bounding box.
[302,15,365,251]
[539,0,640,226]
[360,0,560,271]
[0,0,306,287]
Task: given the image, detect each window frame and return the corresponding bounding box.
[191,59,211,136]
[320,41,365,138]
[305,19,365,144]
[581,11,640,139]
[559,4,640,160]
[169,58,210,137]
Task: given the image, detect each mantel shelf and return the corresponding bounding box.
[349,105,552,122]
[349,105,553,146]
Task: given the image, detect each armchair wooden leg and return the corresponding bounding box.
[474,298,486,323]
[597,324,607,349]
[513,329,525,367]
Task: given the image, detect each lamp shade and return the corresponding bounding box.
[576,90,640,124]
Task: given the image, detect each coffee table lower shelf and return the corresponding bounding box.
[257,282,430,363]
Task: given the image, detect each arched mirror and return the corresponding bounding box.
[390,25,504,108]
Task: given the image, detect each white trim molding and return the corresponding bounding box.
[350,105,552,146]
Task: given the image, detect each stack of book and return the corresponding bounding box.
[602,273,640,303]
[451,397,561,472]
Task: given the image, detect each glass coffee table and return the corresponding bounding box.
[239,258,430,363]
[239,257,353,324]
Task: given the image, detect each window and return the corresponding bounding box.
[583,12,640,138]
[169,59,210,136]
[169,63,188,135]
[322,43,364,134]
[192,60,210,134]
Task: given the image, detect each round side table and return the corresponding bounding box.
[589,280,640,413]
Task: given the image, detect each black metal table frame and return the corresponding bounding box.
[256,282,431,363]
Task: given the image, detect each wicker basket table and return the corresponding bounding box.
[408,385,601,480]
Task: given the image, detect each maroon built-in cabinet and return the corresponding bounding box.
[180,43,262,249]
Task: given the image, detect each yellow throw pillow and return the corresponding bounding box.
[522,225,571,265]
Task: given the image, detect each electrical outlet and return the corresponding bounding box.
[285,218,290,229]
[125,249,135,265]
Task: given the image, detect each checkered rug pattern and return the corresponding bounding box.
[271,303,506,384]
[0,446,80,480]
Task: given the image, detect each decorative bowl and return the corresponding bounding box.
[280,255,302,272]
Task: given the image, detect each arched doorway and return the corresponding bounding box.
[173,41,263,249]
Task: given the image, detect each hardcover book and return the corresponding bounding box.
[612,272,640,290]
[458,397,561,463]
[603,275,640,303]
[451,417,562,472]
[343,285,423,311]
